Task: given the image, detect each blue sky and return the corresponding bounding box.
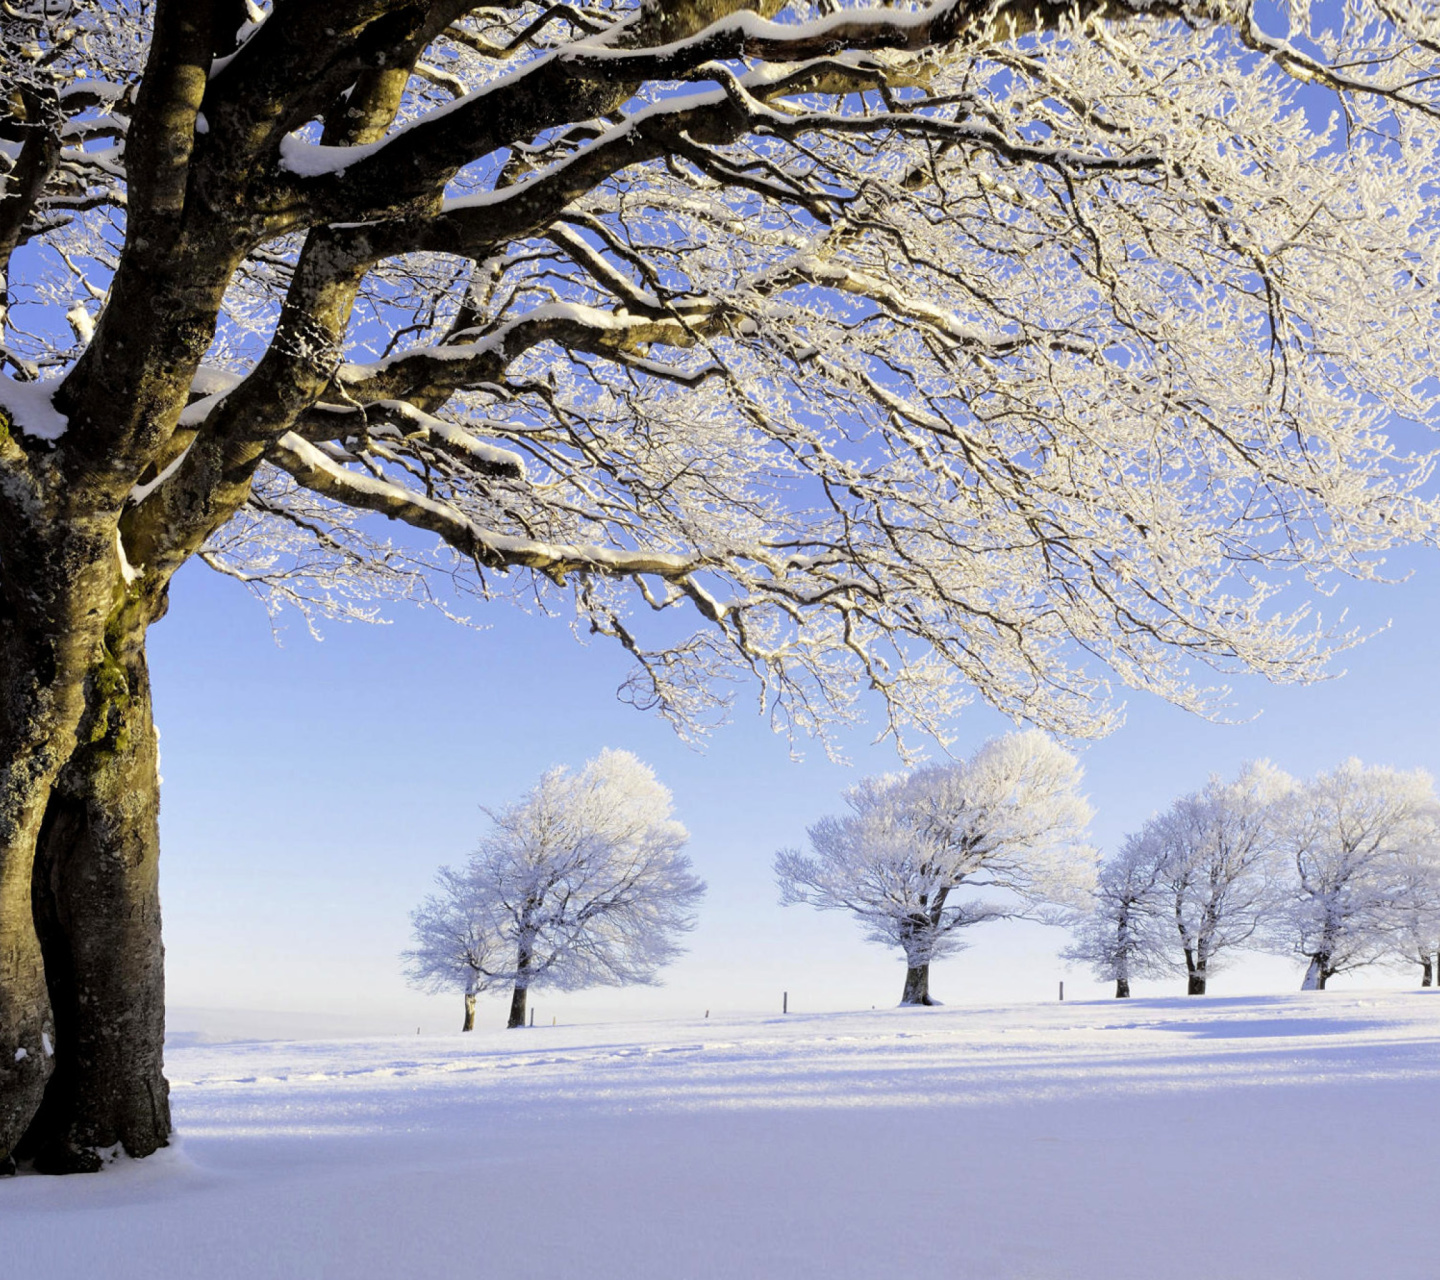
[152,527,1440,1038]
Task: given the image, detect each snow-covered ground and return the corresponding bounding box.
[7,991,1439,1278]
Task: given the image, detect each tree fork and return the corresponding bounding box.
[21,619,169,1170]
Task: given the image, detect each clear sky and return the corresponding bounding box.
[150,524,1440,1039]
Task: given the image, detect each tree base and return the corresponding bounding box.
[30,1141,103,1175]
[899,996,944,1007]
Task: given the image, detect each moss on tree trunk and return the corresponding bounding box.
[21,625,169,1170]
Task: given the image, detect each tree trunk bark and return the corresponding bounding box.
[1422,957,1432,987]
[507,932,533,1029]
[507,984,528,1029]
[0,797,54,1174]
[20,629,169,1170]
[1115,977,1130,998]
[901,963,937,1006]
[1183,947,1207,995]
[462,992,476,1032]
[0,523,128,1168]
[1302,956,1330,990]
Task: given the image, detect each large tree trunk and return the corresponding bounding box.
[901,963,938,1006]
[507,984,528,1029]
[0,520,129,1168]
[507,936,532,1029]
[0,794,54,1176]
[1182,947,1207,995]
[20,626,169,1171]
[1115,976,1130,998]
[1301,955,1331,990]
[1187,959,1207,996]
[462,992,476,1032]
[1421,956,1432,987]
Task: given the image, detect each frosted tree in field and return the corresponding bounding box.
[1387,846,1440,987]
[6,0,1440,1169]
[1062,834,1169,999]
[777,733,1094,1005]
[1269,761,1440,990]
[1150,762,1293,994]
[403,867,511,1031]
[406,750,704,1029]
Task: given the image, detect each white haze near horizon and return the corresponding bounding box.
[151,540,1440,1042]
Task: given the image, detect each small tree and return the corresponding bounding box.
[1062,835,1170,998]
[776,732,1094,1006]
[1388,845,1440,987]
[1150,762,1292,994]
[406,750,704,1029]
[1268,760,1440,990]
[403,868,510,1031]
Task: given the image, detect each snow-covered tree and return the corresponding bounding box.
[6,0,1440,1169]
[1062,834,1170,999]
[403,867,512,1031]
[406,750,704,1029]
[1268,761,1440,990]
[777,732,1093,1005]
[1387,845,1440,987]
[1150,762,1293,994]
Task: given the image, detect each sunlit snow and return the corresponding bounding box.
[5,991,1437,1279]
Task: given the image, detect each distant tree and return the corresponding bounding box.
[403,867,510,1031]
[1388,845,1440,987]
[777,732,1094,1006]
[405,750,704,1029]
[1268,761,1440,990]
[1149,762,1293,994]
[1062,834,1169,998]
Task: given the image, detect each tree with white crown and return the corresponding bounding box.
[1268,760,1440,990]
[777,732,1094,1005]
[404,749,704,1030]
[1061,831,1170,999]
[3,0,1440,1170]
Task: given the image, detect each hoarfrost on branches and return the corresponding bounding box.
[1061,833,1172,998]
[1266,759,1440,989]
[1388,840,1440,986]
[1140,762,1293,994]
[404,750,704,1028]
[402,867,513,1031]
[776,731,1094,1005]
[8,0,1440,751]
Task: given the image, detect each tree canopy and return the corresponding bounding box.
[5,0,1440,744]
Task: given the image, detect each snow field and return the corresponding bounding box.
[5,991,1439,1279]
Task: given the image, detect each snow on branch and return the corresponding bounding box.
[10,0,1440,752]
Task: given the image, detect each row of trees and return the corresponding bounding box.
[1066,761,1440,997]
[417,740,1440,1023]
